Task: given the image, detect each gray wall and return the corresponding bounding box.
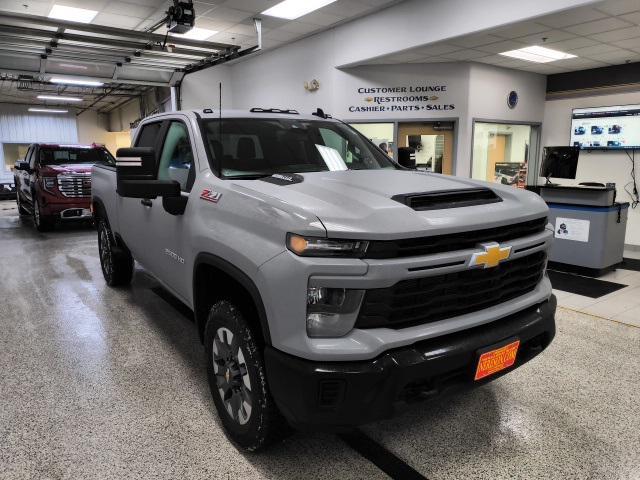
[181,57,546,177]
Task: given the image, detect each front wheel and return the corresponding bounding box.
[16,192,29,216]
[32,197,54,232]
[97,219,134,286]
[204,300,289,451]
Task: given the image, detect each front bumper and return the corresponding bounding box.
[38,192,92,219]
[265,295,556,431]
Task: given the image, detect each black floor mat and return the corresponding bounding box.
[621,257,640,272]
[548,270,627,298]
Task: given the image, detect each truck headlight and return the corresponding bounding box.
[43,176,56,192]
[306,287,364,337]
[287,233,368,258]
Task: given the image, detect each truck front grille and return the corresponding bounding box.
[365,216,547,259]
[57,174,91,198]
[355,251,546,330]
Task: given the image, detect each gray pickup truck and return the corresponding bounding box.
[92,108,556,451]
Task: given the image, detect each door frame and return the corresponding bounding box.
[347,117,460,174]
[470,118,542,184]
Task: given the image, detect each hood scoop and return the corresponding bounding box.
[392,188,502,211]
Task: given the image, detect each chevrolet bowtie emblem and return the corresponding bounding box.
[469,242,512,269]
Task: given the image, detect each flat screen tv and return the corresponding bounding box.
[570,104,640,150]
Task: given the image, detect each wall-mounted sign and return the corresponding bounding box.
[507,90,518,109]
[348,84,455,113]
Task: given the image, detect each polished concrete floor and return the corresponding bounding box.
[0,199,639,480]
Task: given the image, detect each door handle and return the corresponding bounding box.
[141,199,153,207]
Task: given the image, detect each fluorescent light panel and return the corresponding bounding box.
[48,4,98,23]
[58,63,88,70]
[50,78,104,87]
[262,0,338,19]
[37,95,82,102]
[29,108,68,113]
[170,27,218,41]
[499,46,576,63]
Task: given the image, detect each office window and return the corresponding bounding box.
[472,122,534,188]
[350,123,394,158]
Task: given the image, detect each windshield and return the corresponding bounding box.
[201,118,397,178]
[39,147,114,166]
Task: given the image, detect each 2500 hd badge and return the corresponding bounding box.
[92,108,556,452]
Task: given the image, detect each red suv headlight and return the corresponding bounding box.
[42,176,57,193]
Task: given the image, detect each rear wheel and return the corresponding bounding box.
[204,300,289,451]
[97,218,134,286]
[32,197,54,232]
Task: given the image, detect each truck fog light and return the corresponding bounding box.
[306,287,364,338]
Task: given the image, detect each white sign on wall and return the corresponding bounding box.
[348,84,455,114]
[555,217,590,242]
[335,64,467,120]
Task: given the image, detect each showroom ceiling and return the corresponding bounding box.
[0,0,401,51]
[0,0,400,111]
[361,0,640,74]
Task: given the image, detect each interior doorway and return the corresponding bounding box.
[397,122,454,174]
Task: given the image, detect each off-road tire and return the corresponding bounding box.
[97,218,134,287]
[204,300,290,451]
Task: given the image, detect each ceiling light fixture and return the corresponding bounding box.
[169,27,218,41]
[499,46,576,63]
[29,108,69,113]
[50,78,104,87]
[37,95,82,102]
[48,5,98,23]
[58,63,88,70]
[262,0,338,20]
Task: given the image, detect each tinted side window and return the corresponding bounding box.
[157,122,195,192]
[135,122,163,148]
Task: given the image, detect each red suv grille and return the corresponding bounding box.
[57,174,91,198]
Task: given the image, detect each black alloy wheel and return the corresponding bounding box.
[97,218,134,287]
[204,300,289,451]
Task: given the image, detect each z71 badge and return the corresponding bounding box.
[200,189,222,203]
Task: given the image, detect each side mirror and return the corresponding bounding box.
[115,147,180,199]
[15,161,30,172]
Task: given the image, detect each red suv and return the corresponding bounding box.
[14,144,115,231]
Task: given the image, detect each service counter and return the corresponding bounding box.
[539,185,629,275]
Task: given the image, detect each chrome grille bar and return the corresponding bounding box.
[57,173,91,198]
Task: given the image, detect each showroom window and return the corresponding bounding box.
[350,123,395,158]
[471,122,539,188]
[158,122,195,192]
[398,122,455,174]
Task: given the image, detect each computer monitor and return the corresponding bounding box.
[397,147,416,169]
[540,146,579,183]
